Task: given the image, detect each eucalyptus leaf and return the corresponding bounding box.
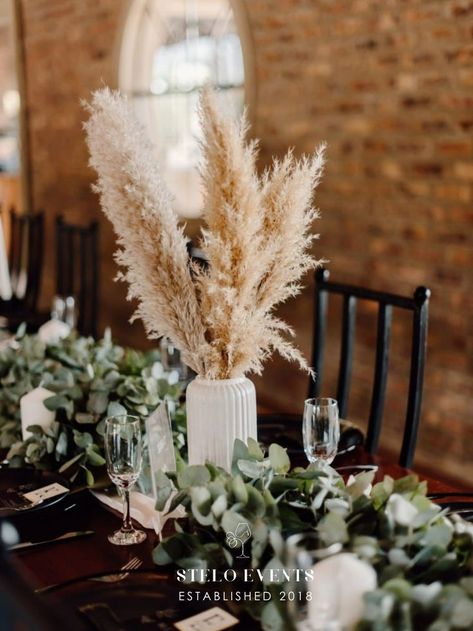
[248,437,264,461]
[80,465,94,486]
[107,401,127,417]
[190,486,211,512]
[211,494,227,518]
[237,459,266,479]
[73,430,93,449]
[177,465,211,489]
[231,439,250,475]
[153,542,174,566]
[317,511,348,546]
[87,392,109,415]
[44,394,70,412]
[268,443,290,474]
[232,475,249,504]
[58,451,84,473]
[86,447,106,467]
[55,431,68,457]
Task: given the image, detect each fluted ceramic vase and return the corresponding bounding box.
[186,377,257,471]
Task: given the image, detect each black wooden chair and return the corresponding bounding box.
[0,209,45,330]
[258,269,430,469]
[311,268,430,468]
[56,216,99,338]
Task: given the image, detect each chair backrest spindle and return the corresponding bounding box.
[310,268,330,399]
[8,209,44,310]
[56,216,99,337]
[337,294,357,418]
[399,286,430,468]
[366,302,393,455]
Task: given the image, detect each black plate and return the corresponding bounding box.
[45,570,251,630]
[0,468,70,518]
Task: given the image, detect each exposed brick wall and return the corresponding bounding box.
[245,0,473,483]
[16,0,473,483]
[18,0,146,346]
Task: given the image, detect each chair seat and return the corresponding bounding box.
[258,412,364,455]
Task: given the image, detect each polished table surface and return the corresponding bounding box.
[9,447,463,592]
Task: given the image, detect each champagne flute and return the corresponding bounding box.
[303,398,340,466]
[104,415,147,545]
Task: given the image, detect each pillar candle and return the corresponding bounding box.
[38,320,71,345]
[308,553,377,630]
[20,386,56,440]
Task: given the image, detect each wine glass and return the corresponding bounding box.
[303,398,340,466]
[104,415,147,545]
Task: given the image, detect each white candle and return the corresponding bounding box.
[308,553,377,630]
[20,386,56,440]
[38,319,71,345]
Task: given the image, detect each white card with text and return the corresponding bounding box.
[23,483,69,503]
[174,607,239,631]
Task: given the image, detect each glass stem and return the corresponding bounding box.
[122,488,133,532]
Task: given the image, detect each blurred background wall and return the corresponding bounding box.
[14,0,473,482]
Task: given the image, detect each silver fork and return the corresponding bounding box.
[89,556,143,583]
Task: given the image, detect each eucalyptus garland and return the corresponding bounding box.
[153,440,473,631]
[0,327,185,486]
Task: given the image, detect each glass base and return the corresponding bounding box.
[108,527,147,546]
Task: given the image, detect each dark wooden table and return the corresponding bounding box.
[8,448,461,592]
[8,492,159,589]
[1,450,468,631]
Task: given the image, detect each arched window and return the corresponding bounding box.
[119,0,252,218]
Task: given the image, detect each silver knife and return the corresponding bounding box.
[8,530,94,551]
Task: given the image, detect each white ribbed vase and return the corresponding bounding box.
[186,377,257,471]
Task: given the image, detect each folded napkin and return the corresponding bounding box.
[92,490,185,536]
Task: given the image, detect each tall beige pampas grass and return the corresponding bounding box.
[83,89,209,375]
[84,87,325,380]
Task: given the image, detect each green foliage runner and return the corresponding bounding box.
[153,439,473,630]
[1,331,472,629]
[0,327,184,486]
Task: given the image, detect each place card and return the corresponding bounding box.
[23,482,69,503]
[174,607,239,631]
[146,401,176,498]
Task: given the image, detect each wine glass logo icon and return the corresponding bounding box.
[225,522,251,559]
